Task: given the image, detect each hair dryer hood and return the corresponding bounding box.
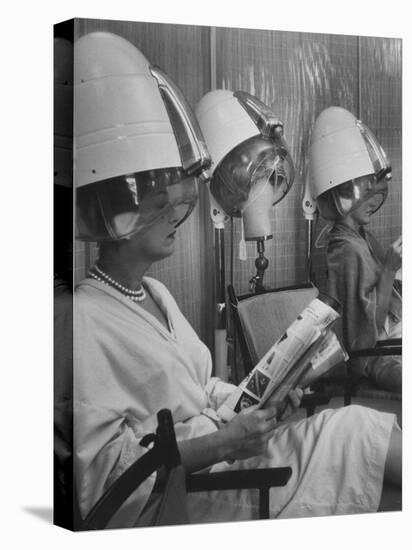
[74,32,211,241]
[196,90,295,240]
[309,106,391,220]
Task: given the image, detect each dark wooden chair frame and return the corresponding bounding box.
[344,338,402,405]
[227,282,401,409]
[55,409,292,531]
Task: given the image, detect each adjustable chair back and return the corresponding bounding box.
[228,282,318,377]
[227,282,341,415]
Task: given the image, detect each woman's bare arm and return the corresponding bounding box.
[376,237,401,330]
[178,389,303,473]
[178,404,279,472]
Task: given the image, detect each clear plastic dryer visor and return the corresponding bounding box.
[210,91,295,219]
[210,134,294,218]
[75,168,201,241]
[318,173,390,220]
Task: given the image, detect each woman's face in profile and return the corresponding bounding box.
[125,188,180,263]
[118,171,199,263]
[347,193,381,227]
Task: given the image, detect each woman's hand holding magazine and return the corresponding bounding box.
[219,389,303,462]
[217,296,347,423]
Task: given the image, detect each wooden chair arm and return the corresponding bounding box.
[186,467,292,492]
[187,467,292,519]
[350,339,402,358]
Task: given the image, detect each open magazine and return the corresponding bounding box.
[217,295,348,422]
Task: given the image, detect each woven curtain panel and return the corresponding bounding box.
[73,19,213,344]
[215,28,359,294]
[359,37,402,248]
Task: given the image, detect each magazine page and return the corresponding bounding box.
[298,331,348,389]
[217,297,340,422]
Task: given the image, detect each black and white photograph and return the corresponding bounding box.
[4,1,410,549]
[54,13,403,530]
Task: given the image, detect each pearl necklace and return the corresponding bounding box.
[88,265,147,302]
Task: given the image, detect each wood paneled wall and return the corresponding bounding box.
[71,19,402,354]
